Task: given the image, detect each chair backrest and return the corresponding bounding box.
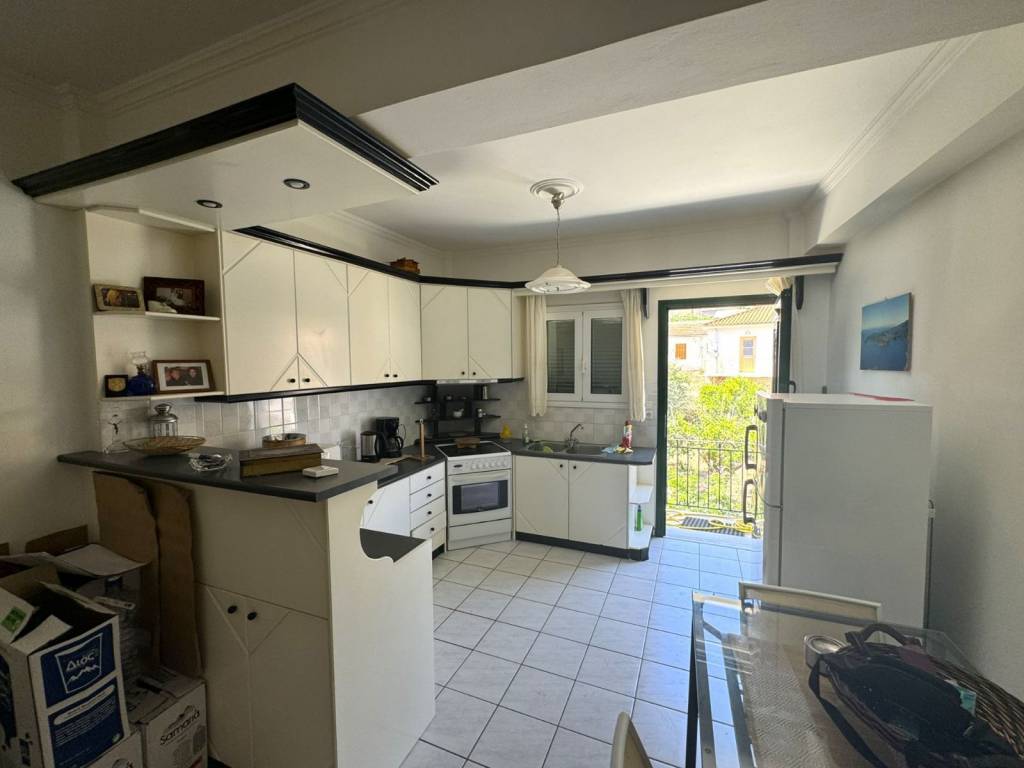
[738,582,881,622]
[611,711,653,768]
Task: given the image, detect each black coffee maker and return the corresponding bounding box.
[375,417,404,458]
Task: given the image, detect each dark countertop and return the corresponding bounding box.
[375,445,446,488]
[57,448,396,502]
[360,529,425,563]
[497,439,656,466]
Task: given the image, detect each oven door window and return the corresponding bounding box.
[453,479,509,515]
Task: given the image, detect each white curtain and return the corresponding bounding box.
[525,295,548,417]
[621,289,646,422]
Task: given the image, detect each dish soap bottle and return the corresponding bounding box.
[522,423,530,445]
[619,420,633,451]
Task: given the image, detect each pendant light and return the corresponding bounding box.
[526,179,590,294]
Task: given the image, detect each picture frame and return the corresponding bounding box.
[860,292,913,371]
[143,277,206,316]
[93,284,143,313]
[103,374,130,398]
[152,359,215,394]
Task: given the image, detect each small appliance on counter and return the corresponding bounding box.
[376,417,405,458]
[359,430,380,462]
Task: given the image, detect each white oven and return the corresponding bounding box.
[448,470,511,525]
[437,442,513,549]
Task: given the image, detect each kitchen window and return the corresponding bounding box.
[546,306,626,405]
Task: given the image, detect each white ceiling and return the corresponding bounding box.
[350,43,939,251]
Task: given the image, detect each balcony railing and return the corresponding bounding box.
[667,439,762,523]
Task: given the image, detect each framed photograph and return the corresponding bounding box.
[152,360,215,394]
[860,293,912,371]
[103,374,130,398]
[93,284,143,313]
[143,277,205,316]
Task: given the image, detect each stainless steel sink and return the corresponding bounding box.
[565,444,606,455]
[525,441,606,456]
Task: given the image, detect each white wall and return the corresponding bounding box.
[0,172,99,550]
[826,128,1024,696]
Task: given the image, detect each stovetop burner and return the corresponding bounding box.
[435,441,509,458]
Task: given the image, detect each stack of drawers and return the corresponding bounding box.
[409,465,446,551]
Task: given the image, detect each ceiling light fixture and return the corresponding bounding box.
[195,199,222,209]
[283,178,311,190]
[525,179,590,294]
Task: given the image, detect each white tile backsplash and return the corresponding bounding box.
[98,385,433,458]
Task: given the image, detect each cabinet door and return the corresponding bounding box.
[295,252,350,388]
[362,478,411,536]
[421,284,468,379]
[222,235,297,395]
[513,456,569,539]
[468,287,512,379]
[348,266,390,384]
[247,598,333,768]
[270,358,300,391]
[569,461,628,547]
[386,275,421,381]
[198,585,253,768]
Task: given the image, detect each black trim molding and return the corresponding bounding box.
[12,84,438,198]
[195,377,525,403]
[515,532,649,562]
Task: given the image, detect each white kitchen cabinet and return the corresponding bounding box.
[222,235,298,394]
[513,455,570,539]
[295,250,350,388]
[569,461,629,548]
[349,266,390,384]
[387,275,422,381]
[362,477,411,535]
[421,284,469,379]
[468,287,512,379]
[198,586,332,768]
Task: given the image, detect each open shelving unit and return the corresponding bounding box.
[417,383,504,442]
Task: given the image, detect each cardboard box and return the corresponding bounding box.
[87,730,142,768]
[0,570,130,768]
[132,671,206,768]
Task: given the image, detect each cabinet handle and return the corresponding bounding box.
[302,377,311,383]
[426,493,432,498]
[367,499,374,505]
[247,611,258,621]
[426,475,432,480]
[227,605,238,614]
[287,378,296,384]
[558,463,564,468]
[384,373,390,378]
[573,464,578,470]
[427,510,432,515]
[461,371,466,375]
[429,527,435,533]
[472,371,477,376]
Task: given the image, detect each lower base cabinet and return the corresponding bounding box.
[199,584,333,768]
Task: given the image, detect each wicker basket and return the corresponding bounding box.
[124,436,206,455]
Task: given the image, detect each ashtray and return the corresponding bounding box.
[804,634,846,668]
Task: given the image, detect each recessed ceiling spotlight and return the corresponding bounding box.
[195,199,222,209]
[283,178,311,190]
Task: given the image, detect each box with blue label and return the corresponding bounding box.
[0,569,130,768]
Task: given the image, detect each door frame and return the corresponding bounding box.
[655,294,785,537]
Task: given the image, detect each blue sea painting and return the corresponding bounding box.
[860,293,912,371]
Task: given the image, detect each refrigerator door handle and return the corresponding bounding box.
[742,479,756,525]
[744,425,758,470]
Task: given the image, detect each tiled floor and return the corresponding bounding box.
[404,528,762,768]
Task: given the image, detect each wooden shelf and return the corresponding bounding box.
[101,391,225,403]
[630,484,654,505]
[93,311,221,322]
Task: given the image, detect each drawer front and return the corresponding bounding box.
[409,465,444,494]
[412,518,445,551]
[410,479,445,511]
[411,494,445,531]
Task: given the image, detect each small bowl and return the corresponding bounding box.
[124,436,206,455]
[804,634,846,668]
[262,433,306,448]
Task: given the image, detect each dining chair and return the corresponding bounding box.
[611,711,653,768]
[738,582,881,621]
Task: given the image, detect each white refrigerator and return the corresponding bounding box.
[751,393,933,626]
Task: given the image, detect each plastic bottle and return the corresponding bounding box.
[620,420,633,450]
[523,423,530,445]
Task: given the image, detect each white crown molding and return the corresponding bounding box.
[96,0,411,116]
[0,65,66,109]
[325,211,441,257]
[816,34,979,198]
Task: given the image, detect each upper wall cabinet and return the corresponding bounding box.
[421,286,511,379]
[222,232,351,395]
[349,266,422,385]
[12,85,437,230]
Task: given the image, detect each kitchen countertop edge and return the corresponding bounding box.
[497,439,656,466]
[374,447,446,488]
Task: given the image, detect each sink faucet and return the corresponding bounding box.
[567,423,584,450]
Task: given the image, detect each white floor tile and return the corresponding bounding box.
[699,542,741,559]
[434,605,453,629]
[642,628,691,670]
[658,550,700,570]
[609,574,656,601]
[440,547,474,562]
[481,540,519,554]
[555,586,607,616]
[465,548,509,569]
[567,567,613,592]
[699,571,739,597]
[470,707,555,768]
[559,681,634,743]
[434,581,474,609]
[615,559,659,581]
[631,699,689,767]
[543,547,584,566]
[589,618,646,657]
[542,607,598,644]
[699,554,741,577]
[446,563,494,588]
[599,594,652,627]
[458,589,513,620]
[476,622,539,663]
[524,633,588,678]
[636,660,689,712]
[542,728,612,768]
[661,538,699,554]
[435,611,495,649]
[513,541,552,559]
[530,560,576,583]
[656,564,701,588]
[577,645,641,697]
[578,552,621,573]
[448,651,520,704]
[479,569,528,596]
[498,597,554,631]
[401,740,467,768]
[516,577,566,605]
[500,666,574,724]
[422,688,496,757]
[434,640,471,685]
[433,558,459,579]
[652,582,695,609]
[647,604,692,636]
[496,554,541,577]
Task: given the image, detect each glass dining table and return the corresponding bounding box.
[685,592,974,768]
